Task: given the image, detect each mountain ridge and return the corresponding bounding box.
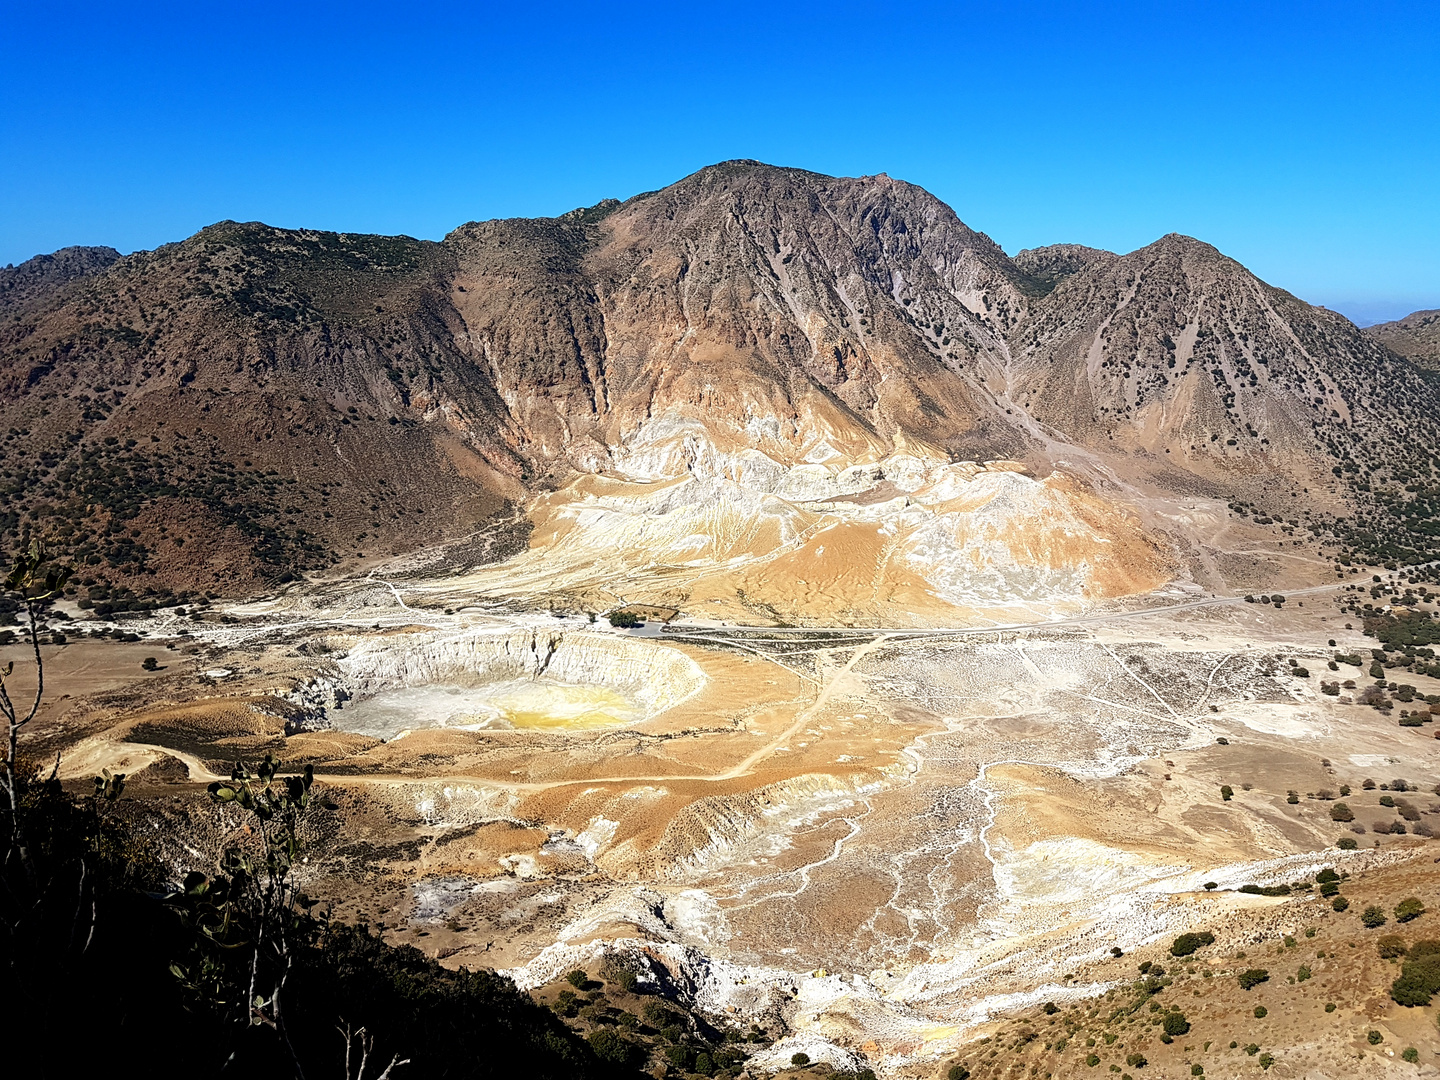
[1,160,1437,597]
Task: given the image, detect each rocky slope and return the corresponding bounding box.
[1367,308,1440,379]
[2,161,1438,596]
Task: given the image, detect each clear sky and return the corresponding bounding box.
[2,1,1437,324]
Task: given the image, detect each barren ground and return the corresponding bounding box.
[17,473,1440,1079]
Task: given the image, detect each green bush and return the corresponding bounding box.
[1086,1054,1101,1067]
[791,1052,811,1066]
[1239,884,1292,896]
[1191,1066,1204,1077]
[586,1028,639,1066]
[1220,785,1233,801]
[565,969,588,988]
[606,610,642,629]
[1162,1011,1190,1036]
[1125,1052,1148,1068]
[1333,896,1351,911]
[1170,932,1215,957]
[948,1067,971,1080]
[1238,968,1270,990]
[1396,897,1426,922]
[1259,1053,1275,1070]
[1245,1044,1260,1055]
[1362,905,1388,928]
[1331,802,1354,821]
[1403,1047,1420,1063]
[1378,935,1408,958]
[664,1044,692,1068]
[1337,838,1358,851]
[1254,1005,1267,1018]
[1368,1030,1384,1044]
[1390,951,1440,1005]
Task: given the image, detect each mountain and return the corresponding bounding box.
[1,161,1438,599]
[1366,309,1440,381]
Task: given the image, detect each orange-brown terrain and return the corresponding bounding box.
[7,162,1440,1077]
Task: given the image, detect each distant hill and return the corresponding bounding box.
[1,161,1438,595]
[1366,309,1440,383]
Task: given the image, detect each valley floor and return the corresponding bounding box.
[17,554,1440,1078]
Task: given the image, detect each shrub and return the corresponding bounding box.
[1331,802,1355,822]
[791,1052,810,1066]
[1333,896,1351,912]
[1404,1047,1420,1063]
[565,969,588,988]
[1321,881,1340,897]
[1086,1055,1100,1067]
[665,1045,692,1068]
[1378,935,1408,958]
[1239,884,1291,897]
[948,1067,971,1080]
[1381,795,1397,807]
[1368,1030,1383,1044]
[606,610,642,629]
[1220,785,1233,801]
[1391,950,1440,1006]
[1245,1044,1260,1056]
[1259,1053,1274,1070]
[586,1028,639,1066]
[1125,1052,1148,1068]
[1325,1002,1336,1012]
[1042,1001,1058,1014]
[1396,897,1426,922]
[1191,1067,1204,1077]
[1337,837,1358,850]
[1362,905,1388,928]
[1170,932,1215,957]
[1254,1005,1267,1018]
[1162,1011,1190,1036]
[1238,969,1270,990]
[1297,965,1312,981]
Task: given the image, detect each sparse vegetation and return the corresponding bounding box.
[1238,968,1270,990]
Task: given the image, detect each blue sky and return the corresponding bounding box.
[2,1,1437,324]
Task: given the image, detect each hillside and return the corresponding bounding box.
[1367,309,1440,382]
[2,161,1439,598]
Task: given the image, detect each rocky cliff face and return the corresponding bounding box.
[2,161,1437,596]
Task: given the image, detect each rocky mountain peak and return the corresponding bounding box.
[0,160,1437,591]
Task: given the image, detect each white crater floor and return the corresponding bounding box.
[338,678,642,737]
